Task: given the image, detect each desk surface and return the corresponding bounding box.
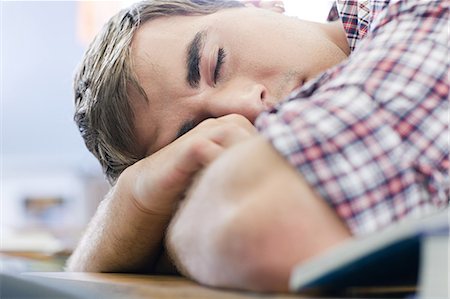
[23,272,303,299]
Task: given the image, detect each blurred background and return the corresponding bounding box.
[1,0,333,271]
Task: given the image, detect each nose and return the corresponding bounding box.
[205,81,269,123]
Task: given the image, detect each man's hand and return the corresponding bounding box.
[66,114,256,273]
[124,114,257,216]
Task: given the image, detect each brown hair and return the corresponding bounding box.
[74,0,243,184]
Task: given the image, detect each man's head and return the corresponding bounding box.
[74,0,348,183]
[74,0,244,183]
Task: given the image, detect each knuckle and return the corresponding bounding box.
[222,122,252,137]
[185,138,209,160]
[198,117,218,129]
[223,114,254,129]
[222,113,247,123]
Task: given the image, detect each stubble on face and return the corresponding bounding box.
[271,70,303,105]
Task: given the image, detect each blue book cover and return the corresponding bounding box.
[289,209,449,297]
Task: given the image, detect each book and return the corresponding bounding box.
[0,273,80,299]
[289,209,449,298]
[418,225,449,299]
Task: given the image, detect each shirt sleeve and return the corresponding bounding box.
[256,0,449,236]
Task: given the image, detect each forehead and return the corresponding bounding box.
[131,14,206,94]
[130,7,272,90]
[130,15,206,154]
[130,6,264,67]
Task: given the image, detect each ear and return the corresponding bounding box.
[242,1,285,14]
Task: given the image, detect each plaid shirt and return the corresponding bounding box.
[256,0,449,236]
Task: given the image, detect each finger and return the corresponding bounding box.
[177,139,224,174]
[208,125,253,149]
[210,114,258,147]
[150,139,223,195]
[216,114,258,135]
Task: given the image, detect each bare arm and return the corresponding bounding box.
[65,174,171,272]
[66,115,256,273]
[166,136,351,291]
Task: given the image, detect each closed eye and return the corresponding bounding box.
[213,47,226,85]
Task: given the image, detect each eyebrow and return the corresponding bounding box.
[186,30,207,88]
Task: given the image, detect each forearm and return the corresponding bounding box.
[67,115,256,273]
[66,178,170,273]
[166,136,351,291]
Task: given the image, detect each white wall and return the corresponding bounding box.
[1,2,107,247]
[284,0,335,22]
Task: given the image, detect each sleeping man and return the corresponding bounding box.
[67,0,449,291]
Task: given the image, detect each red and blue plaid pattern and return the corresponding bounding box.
[256,0,449,235]
[327,0,372,51]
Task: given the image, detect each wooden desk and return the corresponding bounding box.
[1,252,415,299]
[22,272,304,299]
